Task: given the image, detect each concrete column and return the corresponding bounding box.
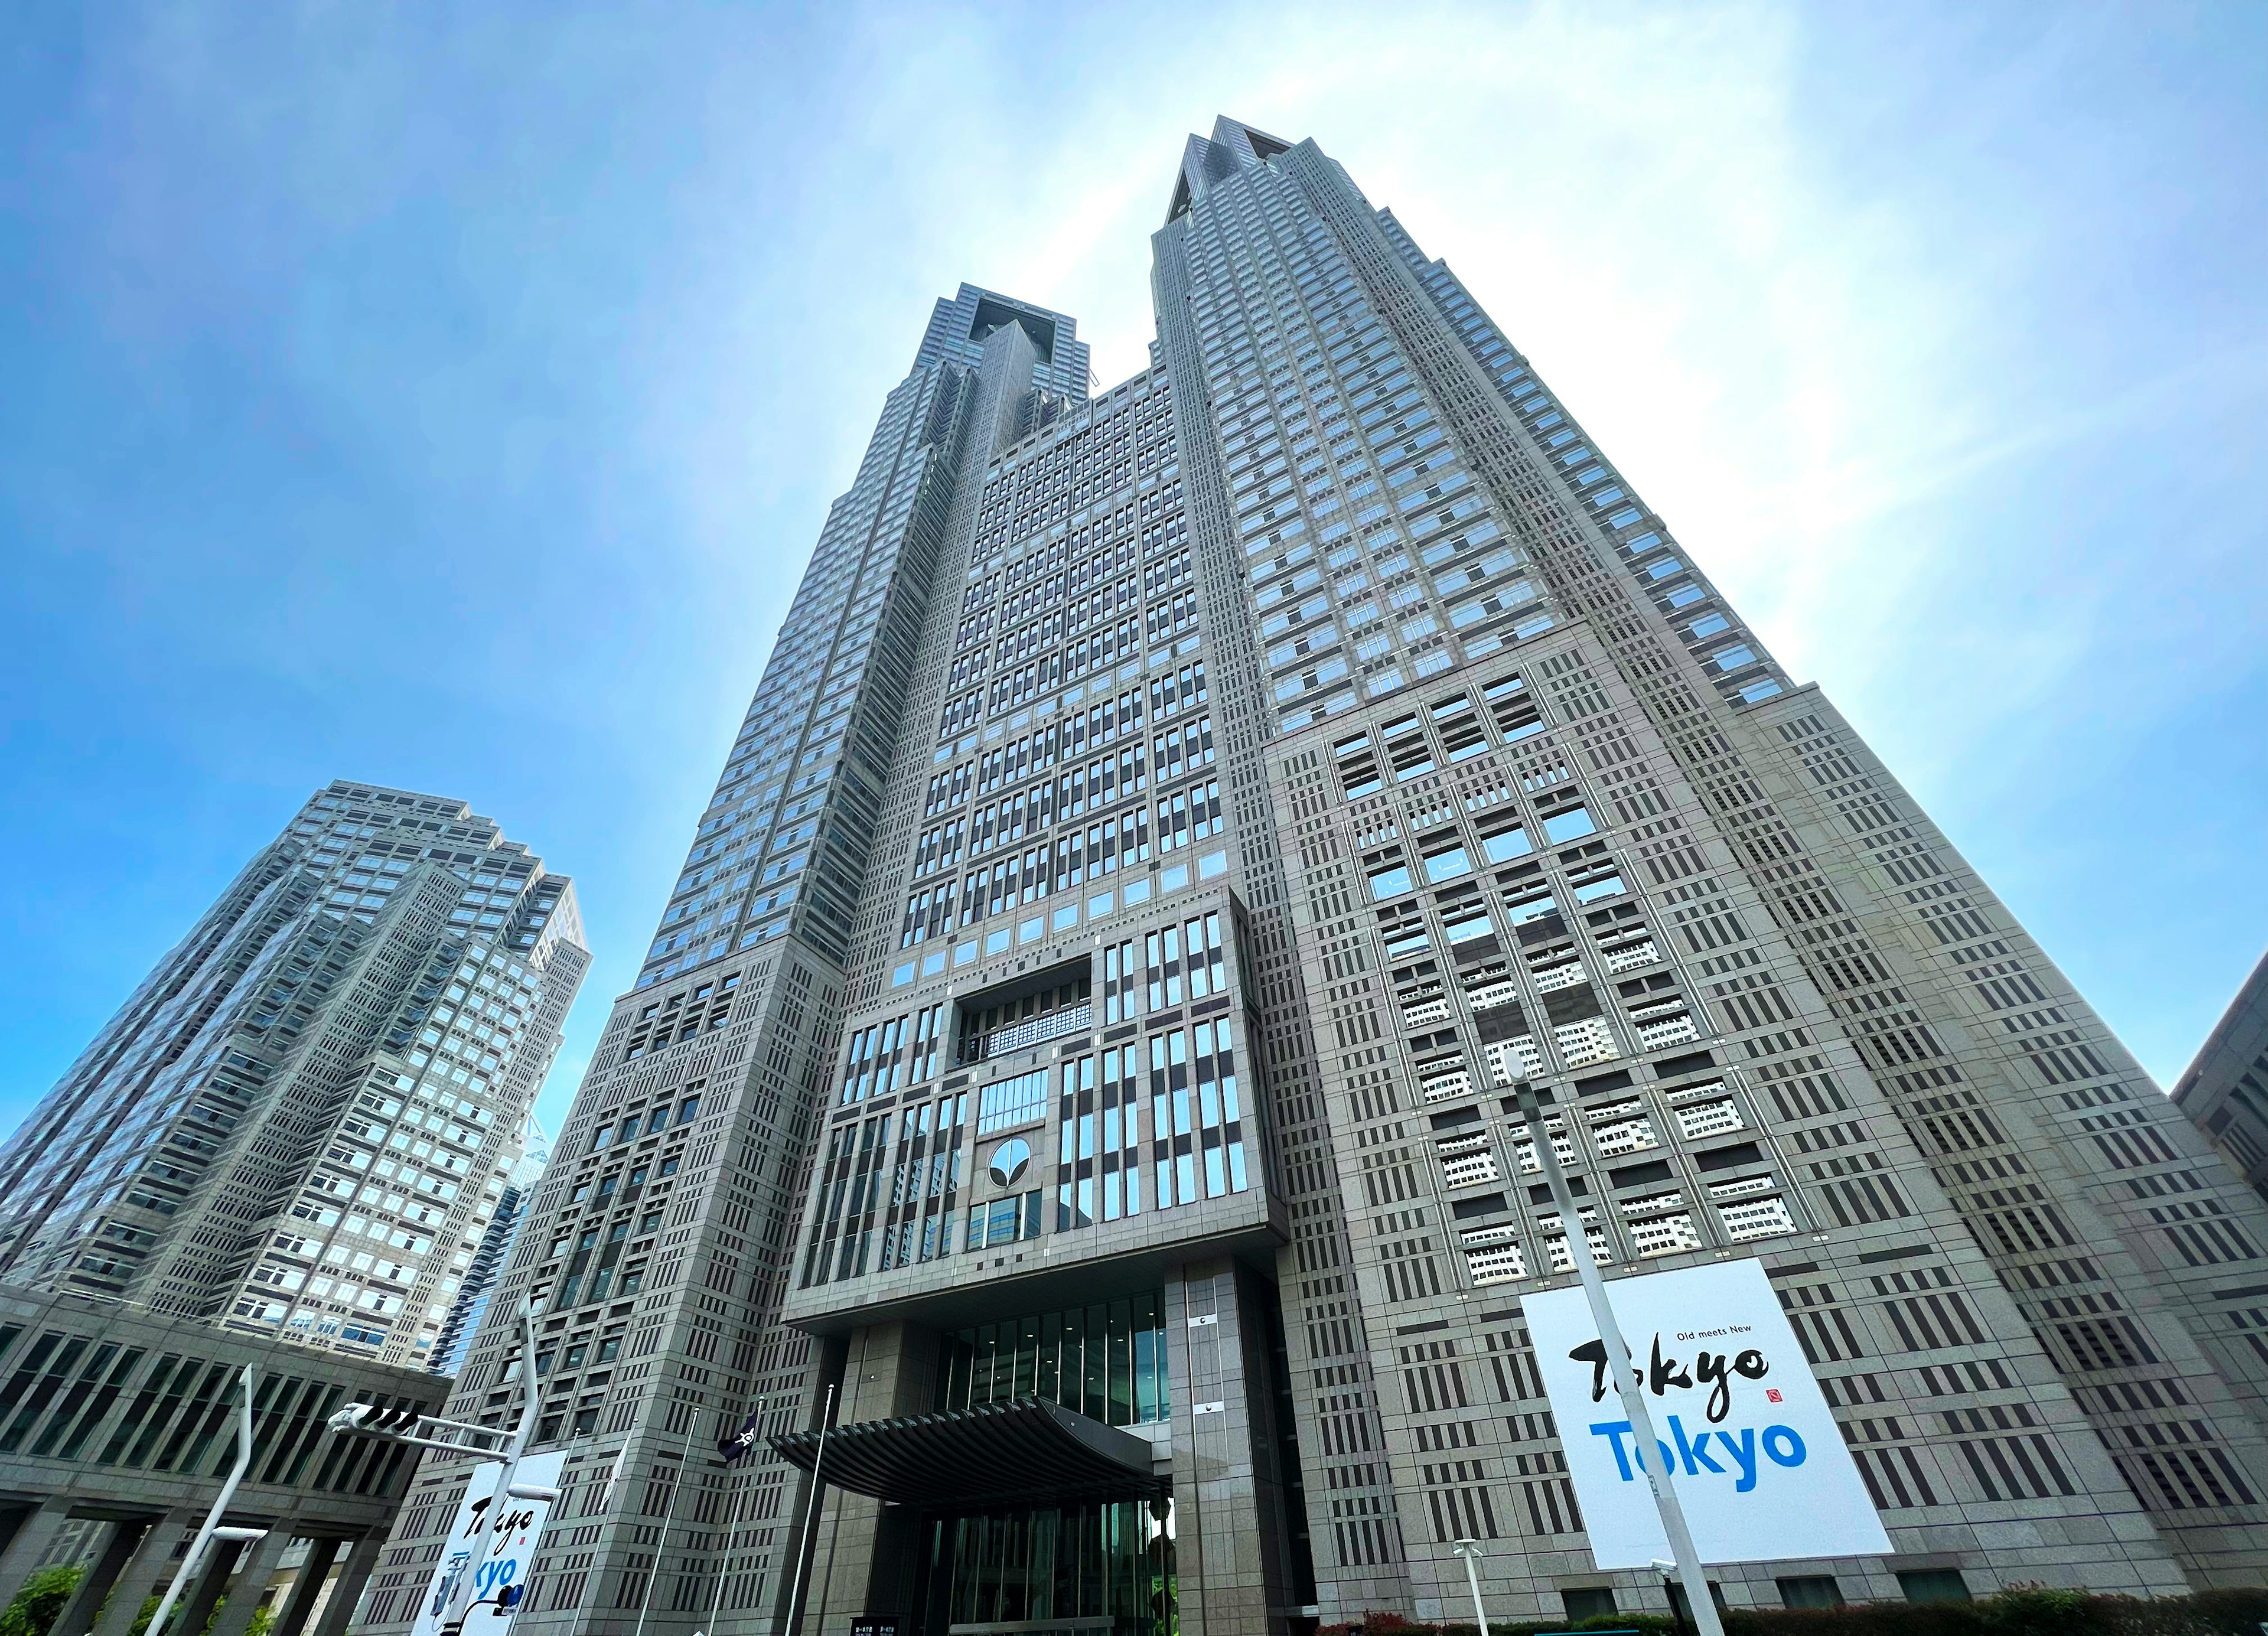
[162,1537,243,1636]
[204,1530,296,1636]
[50,1516,158,1636]
[0,1500,76,1606]
[89,1511,198,1636]
[302,1533,381,1636]
[1167,1262,1298,1636]
[812,1321,938,1636]
[265,1541,340,1636]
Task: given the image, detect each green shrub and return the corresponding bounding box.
[1319,1588,2268,1636]
[0,1566,84,1636]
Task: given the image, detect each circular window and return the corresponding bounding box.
[989,1137,1031,1188]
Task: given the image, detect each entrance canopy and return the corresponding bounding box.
[770,1396,1166,1509]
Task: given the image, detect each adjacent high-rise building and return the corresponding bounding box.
[365,120,2268,1636]
[0,781,589,1370]
[433,1113,555,1376]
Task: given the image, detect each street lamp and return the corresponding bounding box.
[330,1302,552,1634]
[1513,1081,1725,1636]
[143,1365,267,1636]
[1448,1539,1490,1636]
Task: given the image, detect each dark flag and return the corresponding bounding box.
[719,1403,763,1463]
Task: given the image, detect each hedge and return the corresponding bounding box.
[1319,1587,2268,1636]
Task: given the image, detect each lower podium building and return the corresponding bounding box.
[360,119,2267,1636]
[0,1285,439,1636]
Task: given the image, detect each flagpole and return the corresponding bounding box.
[629,1444,692,1636]
[782,1384,837,1636]
[697,1459,749,1636]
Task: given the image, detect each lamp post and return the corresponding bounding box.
[330,1302,553,1636]
[438,1303,550,1636]
[1448,1538,1491,1636]
[1514,1081,1723,1636]
[144,1365,267,1636]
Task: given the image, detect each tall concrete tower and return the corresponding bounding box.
[361,125,2265,1636]
[0,780,588,1371]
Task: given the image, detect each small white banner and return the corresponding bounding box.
[408,1449,568,1636]
[1523,1258,1891,1568]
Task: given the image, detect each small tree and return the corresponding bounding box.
[0,1567,86,1636]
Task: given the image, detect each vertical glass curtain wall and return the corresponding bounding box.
[933,1293,1170,1427]
[924,1499,1175,1636]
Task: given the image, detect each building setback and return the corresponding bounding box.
[361,120,2268,1636]
[2172,951,2268,1211]
[0,781,589,1370]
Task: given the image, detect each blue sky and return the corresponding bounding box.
[2,2,2260,1140]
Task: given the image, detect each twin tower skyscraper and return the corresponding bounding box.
[344,119,2267,1632]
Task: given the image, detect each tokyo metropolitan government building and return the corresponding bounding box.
[362,120,2268,1634]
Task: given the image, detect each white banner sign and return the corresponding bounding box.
[407,1449,568,1636]
[1523,1257,1891,1567]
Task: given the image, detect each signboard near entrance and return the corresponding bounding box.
[1523,1258,1891,1568]
[408,1449,568,1636]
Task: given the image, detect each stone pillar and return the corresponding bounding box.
[0,1500,76,1606]
[303,1533,381,1636]
[204,1530,297,1636]
[50,1515,161,1636]
[83,1510,193,1636]
[1168,1262,1298,1636]
[265,1541,340,1636]
[812,1321,938,1636]
[163,1536,243,1636]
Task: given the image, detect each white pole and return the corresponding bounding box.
[781,1384,837,1636]
[1449,1539,1491,1636]
[628,1445,692,1636]
[441,1302,545,1636]
[693,1450,755,1636]
[780,1387,836,1636]
[1515,1083,1724,1636]
[145,1364,259,1636]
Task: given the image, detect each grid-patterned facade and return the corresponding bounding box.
[0,781,588,1370]
[364,119,2266,1636]
[358,301,1096,1636]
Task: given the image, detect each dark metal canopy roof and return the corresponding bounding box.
[769,1396,1166,1509]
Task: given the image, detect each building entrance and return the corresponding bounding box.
[919,1498,1175,1636]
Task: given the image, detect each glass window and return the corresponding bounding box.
[1423,846,1472,883]
[1562,1589,1616,1621]
[977,1070,1050,1135]
[1368,864,1413,901]
[1445,912,1494,944]
[1505,892,1558,925]
[1778,1578,1842,1609]
[1898,1572,1969,1605]
[1481,826,1531,863]
[1542,807,1596,843]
